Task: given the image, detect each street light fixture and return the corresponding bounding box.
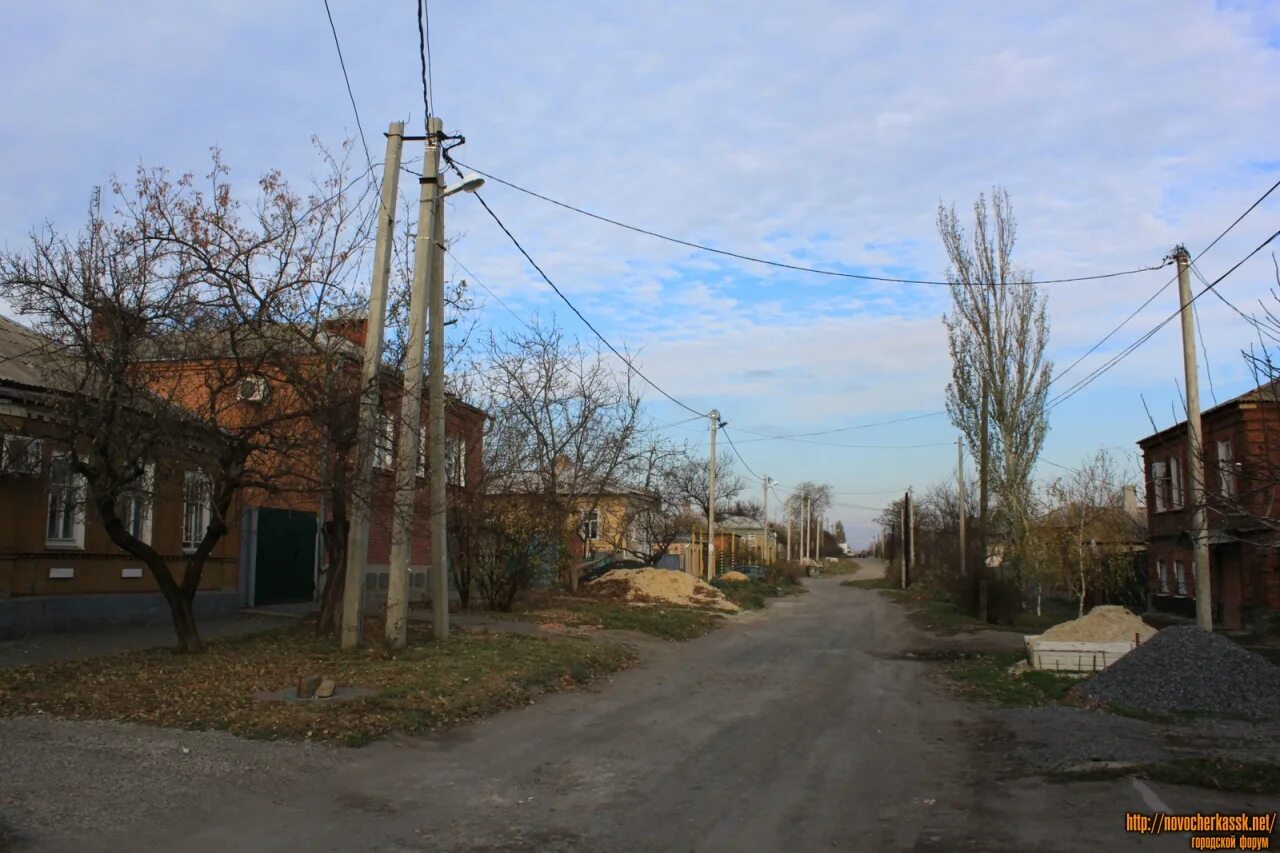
[442,174,485,198]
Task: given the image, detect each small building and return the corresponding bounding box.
[714,514,778,565]
[1138,379,1280,629]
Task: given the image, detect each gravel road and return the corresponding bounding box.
[2,566,1276,852]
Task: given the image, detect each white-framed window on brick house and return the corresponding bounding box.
[1169,457,1184,509]
[1217,439,1237,497]
[46,452,85,548]
[416,424,428,478]
[1152,461,1168,512]
[118,462,154,545]
[182,471,212,553]
[579,508,600,541]
[1173,559,1188,596]
[446,435,466,487]
[1,433,43,475]
[374,412,394,471]
[1156,559,1169,594]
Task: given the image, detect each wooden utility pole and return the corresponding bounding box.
[707,410,719,580]
[1176,247,1213,630]
[386,117,442,649]
[957,438,966,583]
[341,121,404,650]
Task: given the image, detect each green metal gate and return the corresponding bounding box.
[253,508,317,605]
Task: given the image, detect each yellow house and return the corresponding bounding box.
[573,488,658,561]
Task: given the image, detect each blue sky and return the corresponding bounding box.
[3,1,1280,545]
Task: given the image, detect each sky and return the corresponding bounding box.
[2,1,1279,546]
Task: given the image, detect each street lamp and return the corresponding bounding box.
[442,174,485,198]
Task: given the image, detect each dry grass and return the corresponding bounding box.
[0,621,636,746]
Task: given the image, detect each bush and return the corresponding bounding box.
[767,562,804,586]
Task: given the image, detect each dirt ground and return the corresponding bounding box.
[1,562,1276,851]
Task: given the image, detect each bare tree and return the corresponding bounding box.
[939,188,1052,577]
[1,150,374,652]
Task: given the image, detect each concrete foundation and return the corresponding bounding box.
[0,591,242,639]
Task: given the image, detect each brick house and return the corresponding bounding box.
[134,315,486,610]
[0,314,241,636]
[1139,380,1280,629]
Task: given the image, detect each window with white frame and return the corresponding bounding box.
[416,424,428,478]
[580,508,600,541]
[118,461,154,545]
[1156,559,1168,594]
[446,435,466,486]
[1152,461,1168,512]
[46,453,84,547]
[1170,457,1184,509]
[374,412,394,470]
[1,433,43,475]
[182,471,212,552]
[1173,560,1188,596]
[1217,439,1236,497]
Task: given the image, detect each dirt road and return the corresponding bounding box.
[10,570,1275,851]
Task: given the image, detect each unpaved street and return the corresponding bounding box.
[6,568,1276,851]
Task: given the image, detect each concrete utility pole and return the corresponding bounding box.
[801,496,808,564]
[957,438,966,583]
[762,476,770,563]
[900,493,908,589]
[707,410,719,580]
[386,117,442,649]
[908,487,915,580]
[785,495,792,562]
[1176,247,1213,630]
[342,122,404,650]
[427,137,450,643]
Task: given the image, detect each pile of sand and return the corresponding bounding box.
[589,569,740,612]
[720,571,750,583]
[1038,605,1157,643]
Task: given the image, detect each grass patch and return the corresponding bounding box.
[942,651,1077,706]
[0,622,636,746]
[843,578,1075,637]
[841,576,898,590]
[557,600,723,640]
[712,578,805,611]
[1051,758,1280,795]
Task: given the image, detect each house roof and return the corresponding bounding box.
[1137,377,1280,447]
[0,314,63,390]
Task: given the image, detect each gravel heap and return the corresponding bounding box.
[1070,625,1280,719]
[1039,605,1157,643]
[589,569,739,612]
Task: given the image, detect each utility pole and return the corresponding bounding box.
[785,495,792,562]
[801,496,808,565]
[342,121,404,650]
[908,488,915,583]
[707,410,719,580]
[899,494,907,589]
[427,131,450,643]
[957,438,966,584]
[762,476,770,564]
[385,117,442,649]
[1176,246,1213,630]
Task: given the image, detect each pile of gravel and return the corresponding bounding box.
[1070,625,1280,719]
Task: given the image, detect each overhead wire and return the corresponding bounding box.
[451,159,1169,287]
[469,189,706,418]
[416,0,432,130]
[321,0,374,173]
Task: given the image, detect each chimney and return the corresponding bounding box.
[89,303,146,343]
[1123,484,1138,517]
[322,315,369,348]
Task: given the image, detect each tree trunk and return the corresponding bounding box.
[166,587,205,654]
[316,518,348,635]
[1078,571,1087,617]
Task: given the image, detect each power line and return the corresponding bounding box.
[321,0,373,172]
[1191,281,1218,406]
[470,190,706,418]
[1048,228,1280,411]
[730,410,947,442]
[416,0,432,130]
[451,159,1169,287]
[1052,177,1280,387]
[720,426,763,482]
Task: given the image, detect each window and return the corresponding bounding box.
[446,436,467,487]
[1169,457,1184,509]
[374,413,394,471]
[1,434,42,475]
[117,462,153,545]
[1156,560,1168,594]
[580,509,600,541]
[183,471,212,552]
[1152,461,1168,512]
[1217,439,1236,498]
[416,425,429,478]
[1173,560,1188,596]
[46,453,84,547]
